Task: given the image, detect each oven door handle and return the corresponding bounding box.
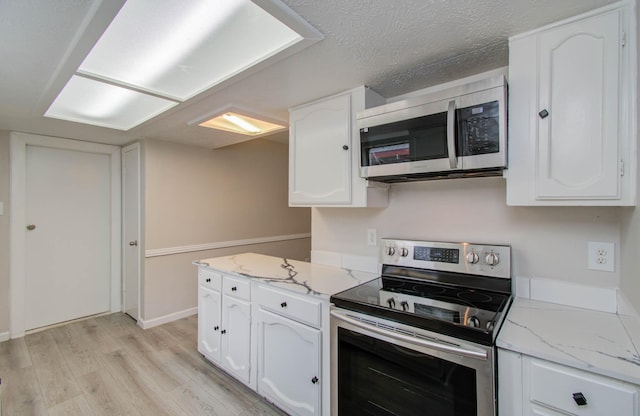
[331,309,487,361]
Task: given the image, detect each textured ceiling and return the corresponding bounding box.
[0,0,618,148]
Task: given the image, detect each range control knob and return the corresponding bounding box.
[466,252,479,264]
[387,298,396,309]
[386,246,396,256]
[400,301,409,312]
[486,320,495,331]
[466,316,480,328]
[399,247,409,257]
[485,252,500,266]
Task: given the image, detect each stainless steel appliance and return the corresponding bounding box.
[330,239,512,416]
[358,76,507,182]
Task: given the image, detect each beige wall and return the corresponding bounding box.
[0,131,9,335]
[144,240,311,320]
[142,138,311,322]
[313,177,622,288]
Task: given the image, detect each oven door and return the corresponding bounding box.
[330,307,496,416]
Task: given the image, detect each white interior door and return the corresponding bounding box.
[10,132,121,338]
[122,143,140,320]
[24,144,111,330]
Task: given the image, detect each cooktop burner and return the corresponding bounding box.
[381,276,508,311]
[330,239,513,345]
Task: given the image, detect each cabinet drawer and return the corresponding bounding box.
[254,284,322,328]
[198,268,222,291]
[529,359,637,415]
[223,275,251,300]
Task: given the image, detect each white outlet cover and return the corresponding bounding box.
[587,241,615,272]
[367,228,377,246]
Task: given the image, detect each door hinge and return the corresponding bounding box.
[622,31,626,47]
[620,160,625,176]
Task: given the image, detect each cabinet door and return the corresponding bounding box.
[289,93,352,205]
[529,404,570,416]
[256,308,321,416]
[536,10,621,199]
[198,286,221,363]
[221,295,252,385]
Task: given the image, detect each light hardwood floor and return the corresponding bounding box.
[0,313,287,416]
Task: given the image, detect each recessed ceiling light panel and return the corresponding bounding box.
[78,0,303,101]
[199,111,286,136]
[44,0,323,131]
[44,75,178,130]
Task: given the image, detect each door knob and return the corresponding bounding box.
[26,224,36,231]
[129,240,138,246]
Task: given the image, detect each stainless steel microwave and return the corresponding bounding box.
[358,76,507,182]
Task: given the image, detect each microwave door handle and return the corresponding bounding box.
[447,100,457,169]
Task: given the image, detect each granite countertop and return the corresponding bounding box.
[497,297,640,385]
[194,253,378,300]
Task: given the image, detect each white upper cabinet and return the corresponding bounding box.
[289,87,389,207]
[506,2,636,205]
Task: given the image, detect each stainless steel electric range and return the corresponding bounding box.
[330,239,512,416]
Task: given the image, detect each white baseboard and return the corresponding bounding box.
[0,331,9,342]
[137,307,197,329]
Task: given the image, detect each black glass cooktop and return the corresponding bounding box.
[331,275,512,345]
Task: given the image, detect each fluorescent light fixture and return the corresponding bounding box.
[223,114,261,133]
[44,0,323,131]
[44,75,178,130]
[199,112,285,136]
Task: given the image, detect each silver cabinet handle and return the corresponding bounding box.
[447,100,458,169]
[129,240,138,246]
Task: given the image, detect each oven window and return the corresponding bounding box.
[338,328,477,416]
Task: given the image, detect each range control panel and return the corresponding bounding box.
[380,238,510,279]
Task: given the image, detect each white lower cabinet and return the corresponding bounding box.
[197,266,328,416]
[198,286,222,363]
[499,349,640,416]
[220,295,252,385]
[256,308,321,416]
[197,268,254,388]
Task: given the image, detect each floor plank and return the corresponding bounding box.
[68,318,122,355]
[49,324,104,378]
[117,332,190,392]
[47,394,95,416]
[101,349,184,416]
[169,380,234,416]
[164,343,260,412]
[0,313,287,416]
[25,331,83,407]
[0,337,32,372]
[77,369,140,416]
[1,366,49,416]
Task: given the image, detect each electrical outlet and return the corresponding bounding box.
[367,229,377,246]
[587,241,614,272]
